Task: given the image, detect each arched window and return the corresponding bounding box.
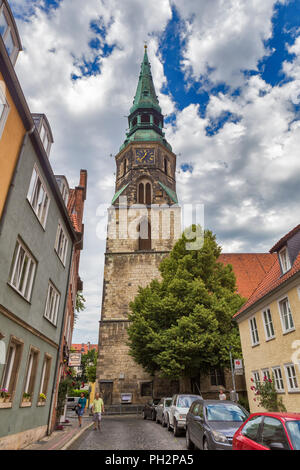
[139,220,151,251]
[164,158,168,175]
[137,180,152,205]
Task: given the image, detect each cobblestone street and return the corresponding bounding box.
[68,415,186,450]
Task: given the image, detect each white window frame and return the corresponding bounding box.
[0,3,18,64]
[279,247,291,274]
[0,82,10,139]
[55,222,68,266]
[261,368,271,381]
[2,343,16,390]
[261,307,275,341]
[252,370,260,386]
[9,239,36,301]
[27,165,50,228]
[39,122,51,156]
[249,316,259,346]
[284,363,299,392]
[44,281,60,326]
[272,366,285,393]
[278,296,295,334]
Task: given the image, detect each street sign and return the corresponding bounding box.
[235,369,244,375]
[121,393,132,403]
[234,359,243,369]
[68,352,81,367]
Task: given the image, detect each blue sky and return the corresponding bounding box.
[10,0,300,342]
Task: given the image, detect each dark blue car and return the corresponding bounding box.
[186,399,249,450]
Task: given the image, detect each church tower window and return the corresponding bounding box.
[137,180,152,205]
[138,220,151,251]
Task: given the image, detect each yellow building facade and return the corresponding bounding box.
[0,71,26,219]
[0,0,25,219]
[236,226,300,413]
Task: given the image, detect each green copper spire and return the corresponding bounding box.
[120,46,172,152]
[130,46,161,114]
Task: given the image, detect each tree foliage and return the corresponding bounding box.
[74,291,86,324]
[76,349,98,383]
[127,228,245,379]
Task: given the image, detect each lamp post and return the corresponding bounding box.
[229,346,237,401]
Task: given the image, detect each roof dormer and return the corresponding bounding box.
[55,175,70,206]
[32,113,54,157]
[0,0,22,66]
[270,224,300,275]
[278,246,291,274]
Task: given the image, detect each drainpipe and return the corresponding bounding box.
[0,126,35,236]
[47,233,84,435]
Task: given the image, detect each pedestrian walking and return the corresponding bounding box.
[91,392,105,431]
[219,388,227,400]
[77,392,87,427]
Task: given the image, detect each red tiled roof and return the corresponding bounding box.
[270,224,300,253]
[235,252,300,318]
[72,343,98,354]
[218,253,277,299]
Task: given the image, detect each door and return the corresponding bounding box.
[235,415,266,450]
[99,381,113,405]
[259,417,290,450]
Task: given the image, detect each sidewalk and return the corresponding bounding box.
[24,416,93,451]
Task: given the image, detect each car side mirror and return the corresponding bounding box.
[269,442,286,451]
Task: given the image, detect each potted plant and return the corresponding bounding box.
[39,393,46,403]
[23,392,31,403]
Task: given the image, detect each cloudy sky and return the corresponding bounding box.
[10,0,300,343]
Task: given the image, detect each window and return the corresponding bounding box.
[272,366,284,392]
[23,347,39,403]
[141,114,150,123]
[284,364,299,392]
[1,337,23,401]
[132,117,137,127]
[241,415,263,441]
[205,404,247,422]
[60,182,69,205]
[249,317,259,346]
[55,223,68,265]
[0,82,9,139]
[138,219,151,251]
[27,166,50,227]
[44,282,60,326]
[141,382,153,397]
[137,180,152,205]
[123,159,127,176]
[39,355,52,399]
[164,158,168,174]
[262,308,275,340]
[9,239,36,301]
[210,367,225,386]
[261,368,271,381]
[0,4,18,64]
[260,417,290,449]
[252,370,260,386]
[278,297,294,333]
[39,122,52,156]
[279,247,291,274]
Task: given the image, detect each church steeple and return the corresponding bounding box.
[120,46,172,152]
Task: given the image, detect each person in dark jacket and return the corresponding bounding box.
[77,392,87,427]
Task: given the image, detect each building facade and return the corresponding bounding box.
[235,225,300,413]
[96,46,181,405]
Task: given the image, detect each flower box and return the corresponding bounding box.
[21,401,32,408]
[37,401,46,407]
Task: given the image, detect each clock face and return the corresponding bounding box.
[135,148,155,164]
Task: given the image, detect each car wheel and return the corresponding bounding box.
[173,419,180,437]
[167,415,172,432]
[151,411,156,421]
[186,428,194,450]
[162,415,167,427]
[156,415,160,424]
[203,438,209,450]
[143,410,147,420]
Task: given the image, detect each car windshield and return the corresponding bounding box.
[206,404,248,422]
[177,396,199,408]
[164,399,172,407]
[286,421,300,450]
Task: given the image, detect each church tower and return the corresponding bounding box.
[96,47,181,405]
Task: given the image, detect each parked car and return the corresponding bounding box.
[66,396,80,410]
[186,399,249,450]
[155,397,172,426]
[233,412,300,450]
[166,394,202,436]
[142,398,161,420]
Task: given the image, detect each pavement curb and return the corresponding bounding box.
[61,422,93,450]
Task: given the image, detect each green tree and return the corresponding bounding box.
[127,228,245,380]
[74,292,86,324]
[77,349,98,383]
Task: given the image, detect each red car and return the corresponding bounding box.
[233,412,300,450]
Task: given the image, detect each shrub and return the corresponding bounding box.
[250,375,286,412]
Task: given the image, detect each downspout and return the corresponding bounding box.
[47,242,74,435]
[47,233,83,435]
[0,125,35,236]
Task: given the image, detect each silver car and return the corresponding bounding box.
[155,397,172,426]
[166,394,202,436]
